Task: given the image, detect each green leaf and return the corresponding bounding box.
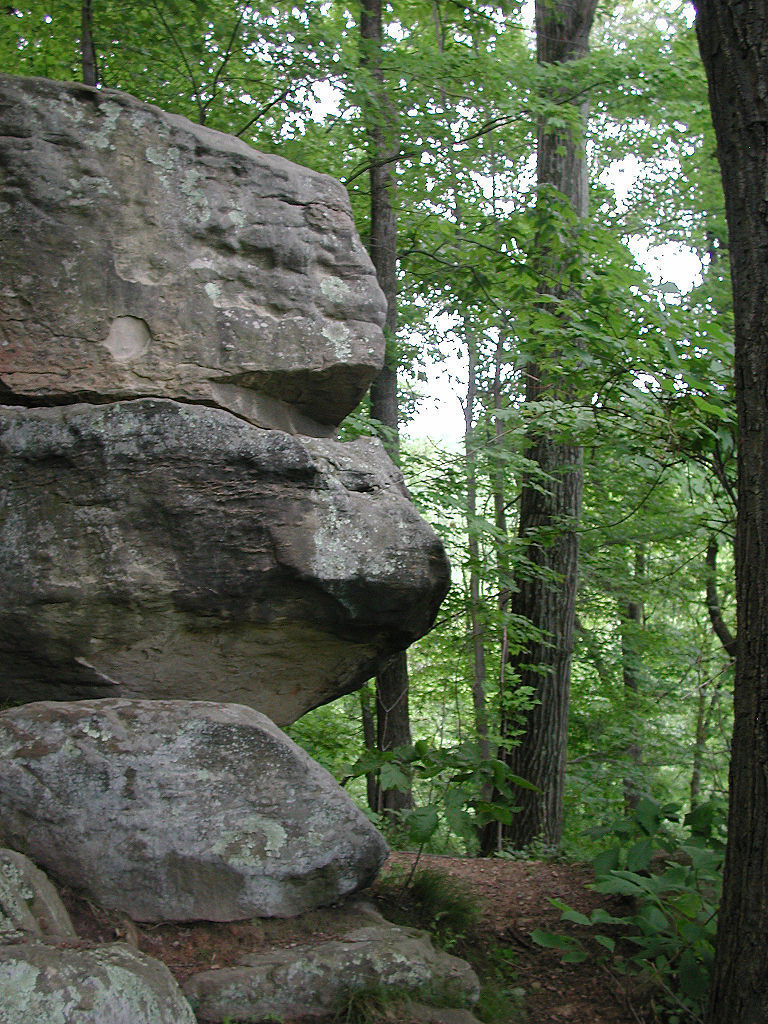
[379,762,410,792]
[637,904,669,933]
[530,929,583,953]
[634,797,662,835]
[593,847,620,878]
[591,873,646,897]
[626,837,654,873]
[678,950,710,1000]
[595,935,615,952]
[562,949,589,963]
[406,805,439,844]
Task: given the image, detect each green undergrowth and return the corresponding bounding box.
[328,985,428,1024]
[374,866,527,1023]
[531,796,725,1024]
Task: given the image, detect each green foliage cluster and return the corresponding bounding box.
[532,796,725,1022]
[345,739,539,850]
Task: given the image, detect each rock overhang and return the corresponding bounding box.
[0,399,450,722]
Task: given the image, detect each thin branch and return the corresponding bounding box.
[236,85,293,137]
[149,0,204,124]
[705,535,737,658]
[344,146,417,184]
[202,7,246,117]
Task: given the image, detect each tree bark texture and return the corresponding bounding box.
[81,0,98,87]
[361,0,400,455]
[502,0,596,849]
[360,684,379,812]
[694,5,768,1023]
[360,0,412,816]
[621,547,645,812]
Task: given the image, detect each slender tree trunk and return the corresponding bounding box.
[690,677,707,811]
[483,334,512,855]
[694,6,768,1023]
[502,0,597,849]
[360,684,379,812]
[463,334,492,764]
[705,535,737,659]
[621,547,645,811]
[360,0,412,817]
[81,0,98,87]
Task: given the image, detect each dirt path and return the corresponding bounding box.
[383,852,640,1024]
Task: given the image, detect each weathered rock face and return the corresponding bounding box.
[0,700,389,921]
[183,917,480,1022]
[0,942,197,1024]
[0,399,449,719]
[0,74,386,433]
[0,849,77,945]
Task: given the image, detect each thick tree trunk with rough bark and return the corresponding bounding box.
[694,5,768,1023]
[501,0,596,850]
[360,0,412,817]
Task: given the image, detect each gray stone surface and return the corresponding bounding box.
[183,920,480,1022]
[0,699,389,921]
[0,399,450,721]
[0,942,196,1024]
[0,73,386,432]
[0,849,77,945]
[408,1006,483,1024]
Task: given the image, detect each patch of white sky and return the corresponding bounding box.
[405,0,703,442]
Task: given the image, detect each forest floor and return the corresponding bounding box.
[383,852,643,1024]
[63,851,649,1024]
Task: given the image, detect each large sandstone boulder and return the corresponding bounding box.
[0,699,389,921]
[0,74,386,433]
[0,942,196,1024]
[0,399,449,718]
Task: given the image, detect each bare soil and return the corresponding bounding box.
[59,852,646,1024]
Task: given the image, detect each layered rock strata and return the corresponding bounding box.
[0,74,450,717]
[0,399,449,720]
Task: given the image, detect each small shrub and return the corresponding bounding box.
[376,866,481,950]
[330,985,416,1024]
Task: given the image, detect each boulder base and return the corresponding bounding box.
[183,915,480,1022]
[0,699,389,921]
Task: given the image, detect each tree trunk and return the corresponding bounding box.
[705,535,737,659]
[360,683,379,812]
[360,0,412,816]
[690,678,707,811]
[694,6,768,1023]
[621,547,645,811]
[464,333,492,765]
[81,0,98,87]
[502,0,597,850]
